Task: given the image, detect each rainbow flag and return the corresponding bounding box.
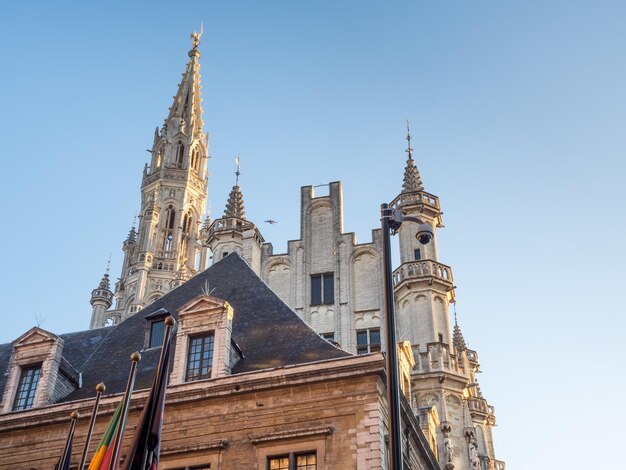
[88,401,123,470]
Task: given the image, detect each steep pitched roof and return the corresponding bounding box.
[57,253,349,402]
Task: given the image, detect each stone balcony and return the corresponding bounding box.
[411,342,467,377]
[393,260,454,288]
[468,396,496,425]
[207,217,252,238]
[390,190,440,212]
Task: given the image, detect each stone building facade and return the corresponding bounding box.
[0,38,506,470]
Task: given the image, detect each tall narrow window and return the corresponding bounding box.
[356,328,381,355]
[186,333,215,381]
[156,144,164,169]
[414,249,421,260]
[176,142,185,168]
[191,148,200,173]
[162,205,176,254]
[13,365,42,411]
[311,273,334,305]
[180,212,193,262]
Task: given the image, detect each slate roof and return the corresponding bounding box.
[0,254,350,404]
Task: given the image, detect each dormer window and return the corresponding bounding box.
[149,320,165,348]
[170,295,236,385]
[186,333,215,381]
[13,365,41,411]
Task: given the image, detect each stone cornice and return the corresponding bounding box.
[249,426,334,445]
[0,354,385,432]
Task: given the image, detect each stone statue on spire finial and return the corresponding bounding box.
[191,23,204,49]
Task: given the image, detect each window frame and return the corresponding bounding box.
[310,273,334,306]
[185,332,215,382]
[267,450,317,470]
[12,364,42,411]
[356,328,381,355]
[148,320,165,349]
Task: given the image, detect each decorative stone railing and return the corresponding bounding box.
[207,217,251,238]
[393,260,454,286]
[142,167,206,191]
[390,190,440,211]
[411,343,467,377]
[494,460,506,470]
[156,249,177,259]
[467,397,495,419]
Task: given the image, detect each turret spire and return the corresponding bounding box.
[224,156,246,219]
[452,305,468,352]
[402,122,424,193]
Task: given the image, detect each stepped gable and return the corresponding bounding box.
[60,253,349,401]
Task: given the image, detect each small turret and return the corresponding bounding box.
[90,262,113,329]
[206,157,264,273]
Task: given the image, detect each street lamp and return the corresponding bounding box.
[380,203,433,470]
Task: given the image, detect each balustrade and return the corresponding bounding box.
[390,190,440,211]
[393,260,453,286]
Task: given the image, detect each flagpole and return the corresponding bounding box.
[108,352,141,470]
[139,315,175,470]
[79,382,106,470]
[59,411,80,468]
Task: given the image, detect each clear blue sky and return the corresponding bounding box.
[1,1,624,468]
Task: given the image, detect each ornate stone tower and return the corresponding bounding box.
[393,129,453,349]
[90,36,209,328]
[392,129,502,470]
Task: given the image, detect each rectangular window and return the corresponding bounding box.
[268,452,316,470]
[321,332,335,341]
[438,333,444,343]
[149,320,165,348]
[13,365,41,411]
[414,249,421,260]
[186,333,215,381]
[310,273,334,305]
[356,328,381,355]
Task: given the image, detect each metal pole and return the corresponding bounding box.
[60,411,80,468]
[79,383,106,470]
[138,316,174,470]
[109,352,141,470]
[381,203,403,470]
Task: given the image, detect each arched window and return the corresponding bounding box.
[180,211,193,263]
[176,142,185,168]
[191,148,200,173]
[156,144,164,169]
[162,205,176,255]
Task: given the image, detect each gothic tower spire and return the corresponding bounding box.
[91,34,210,327]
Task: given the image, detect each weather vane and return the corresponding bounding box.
[405,120,413,160]
[235,155,241,186]
[191,23,204,49]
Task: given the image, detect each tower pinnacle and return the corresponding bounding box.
[452,306,468,352]
[402,122,424,193]
[224,157,246,219]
